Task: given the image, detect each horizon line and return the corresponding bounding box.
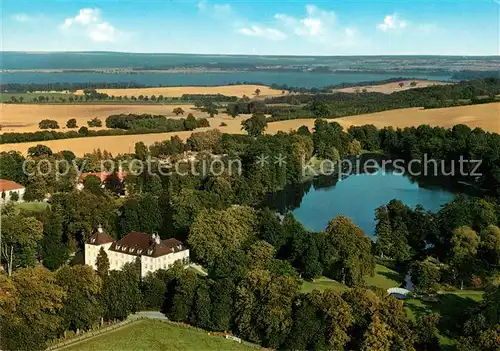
[2,50,499,58]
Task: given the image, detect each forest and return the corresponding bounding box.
[1,115,500,350]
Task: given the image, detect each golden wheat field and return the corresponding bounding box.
[1,103,498,156]
[265,103,500,134]
[332,80,451,94]
[74,85,286,98]
[0,115,242,156]
[0,103,206,133]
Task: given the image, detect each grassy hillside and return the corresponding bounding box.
[64,319,255,351]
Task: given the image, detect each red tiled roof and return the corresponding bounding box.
[0,179,24,192]
[109,232,186,257]
[88,226,114,245]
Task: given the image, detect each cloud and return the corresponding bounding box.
[417,23,438,34]
[197,1,232,17]
[239,25,287,40]
[275,5,336,38]
[61,8,120,42]
[12,13,31,22]
[377,14,408,31]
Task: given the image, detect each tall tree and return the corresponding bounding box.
[451,226,480,289]
[1,212,43,275]
[42,206,69,270]
[241,113,268,137]
[95,247,110,279]
[118,194,162,236]
[1,266,66,350]
[188,206,257,265]
[191,279,212,330]
[361,313,393,351]
[324,215,375,286]
[56,265,102,332]
[101,265,140,320]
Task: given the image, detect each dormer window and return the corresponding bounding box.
[91,238,96,243]
[148,249,153,255]
[129,247,134,253]
[137,249,142,254]
[122,246,127,251]
[116,245,121,250]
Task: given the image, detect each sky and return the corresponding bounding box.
[2,0,499,55]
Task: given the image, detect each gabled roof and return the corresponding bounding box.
[88,225,114,245]
[0,179,25,192]
[109,232,187,257]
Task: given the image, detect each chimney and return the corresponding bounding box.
[97,224,103,233]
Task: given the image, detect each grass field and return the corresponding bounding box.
[332,80,451,94]
[0,103,209,133]
[0,92,76,103]
[63,319,254,351]
[15,201,50,212]
[301,264,403,293]
[75,84,286,98]
[405,290,484,349]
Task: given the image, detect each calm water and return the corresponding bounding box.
[1,72,452,88]
[268,170,456,237]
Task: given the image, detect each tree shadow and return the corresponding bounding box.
[414,293,480,338]
[379,271,404,285]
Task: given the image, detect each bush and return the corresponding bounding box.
[39,119,59,129]
[87,118,103,127]
[78,126,89,136]
[9,191,19,202]
[66,118,78,128]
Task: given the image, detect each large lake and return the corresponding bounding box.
[1,72,452,88]
[267,169,458,237]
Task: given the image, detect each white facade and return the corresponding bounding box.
[0,188,25,203]
[84,229,189,277]
[140,248,190,276]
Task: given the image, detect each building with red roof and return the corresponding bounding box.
[0,179,25,203]
[85,226,189,277]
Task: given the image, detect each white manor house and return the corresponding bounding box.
[85,226,189,277]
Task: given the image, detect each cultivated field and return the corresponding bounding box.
[2,103,498,156]
[0,103,207,133]
[332,80,451,94]
[0,115,241,156]
[75,84,286,98]
[63,319,254,351]
[265,102,500,134]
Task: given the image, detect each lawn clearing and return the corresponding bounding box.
[364,264,404,291]
[404,291,484,349]
[301,264,403,293]
[301,277,349,293]
[15,201,50,212]
[63,319,255,351]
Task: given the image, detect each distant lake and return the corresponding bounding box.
[267,163,458,237]
[1,72,453,88]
